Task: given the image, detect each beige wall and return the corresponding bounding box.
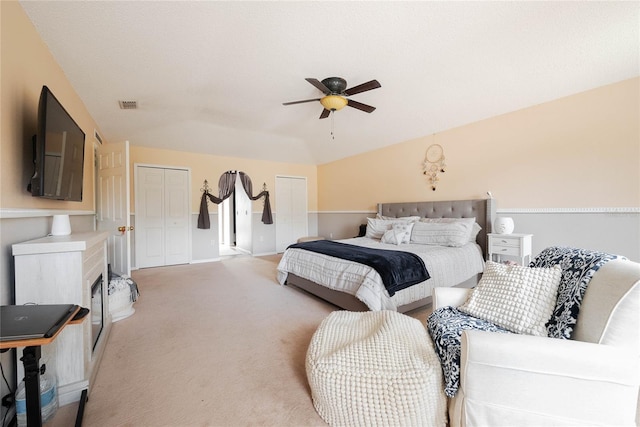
[1,1,100,212]
[318,78,639,211]
[129,146,318,213]
[1,1,318,217]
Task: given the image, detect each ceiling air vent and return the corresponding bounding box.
[118,100,138,110]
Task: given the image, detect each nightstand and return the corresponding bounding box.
[488,233,533,266]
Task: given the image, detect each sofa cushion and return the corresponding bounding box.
[458,261,561,336]
[572,259,640,352]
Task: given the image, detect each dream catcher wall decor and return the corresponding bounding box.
[422,143,446,191]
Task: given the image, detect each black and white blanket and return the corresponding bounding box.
[288,240,430,296]
[427,246,623,397]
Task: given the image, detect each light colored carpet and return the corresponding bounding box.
[45,254,432,426]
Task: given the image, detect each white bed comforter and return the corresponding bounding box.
[277,237,485,311]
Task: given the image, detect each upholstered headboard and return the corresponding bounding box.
[377,199,496,259]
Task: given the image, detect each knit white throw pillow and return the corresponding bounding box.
[459,261,562,336]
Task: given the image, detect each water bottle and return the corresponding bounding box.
[15,363,58,426]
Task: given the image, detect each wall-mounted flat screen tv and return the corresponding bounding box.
[29,85,85,201]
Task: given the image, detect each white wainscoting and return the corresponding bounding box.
[498,208,639,262]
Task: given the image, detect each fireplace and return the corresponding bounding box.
[90,274,104,352]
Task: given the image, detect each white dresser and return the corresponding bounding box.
[12,231,111,405]
[487,233,533,266]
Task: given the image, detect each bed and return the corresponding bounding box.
[277,199,496,313]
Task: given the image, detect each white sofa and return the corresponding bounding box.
[432,258,640,426]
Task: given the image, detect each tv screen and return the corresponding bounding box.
[29,86,85,201]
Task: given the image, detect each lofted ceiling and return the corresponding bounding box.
[20,1,639,165]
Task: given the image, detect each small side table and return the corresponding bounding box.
[488,233,533,266]
[0,305,87,427]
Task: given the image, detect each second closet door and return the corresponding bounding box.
[136,166,190,268]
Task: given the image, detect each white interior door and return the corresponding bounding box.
[135,166,190,268]
[275,176,308,253]
[96,140,131,276]
[218,198,232,246]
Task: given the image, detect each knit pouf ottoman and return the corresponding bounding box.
[306,310,447,426]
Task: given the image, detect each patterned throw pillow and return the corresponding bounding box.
[381,223,413,245]
[458,261,562,336]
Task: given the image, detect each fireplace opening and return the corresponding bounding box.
[90,274,104,352]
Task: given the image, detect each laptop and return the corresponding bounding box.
[0,304,78,342]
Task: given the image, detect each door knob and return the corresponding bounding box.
[118,226,126,232]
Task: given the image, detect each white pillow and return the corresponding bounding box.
[419,217,481,243]
[365,217,418,240]
[410,221,471,247]
[365,218,390,239]
[381,223,414,245]
[458,261,562,336]
[469,222,482,243]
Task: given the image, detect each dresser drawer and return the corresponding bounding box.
[490,245,521,257]
[490,236,521,247]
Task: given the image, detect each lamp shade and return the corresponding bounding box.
[320,95,348,111]
[494,217,514,234]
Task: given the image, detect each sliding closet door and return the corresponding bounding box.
[136,167,165,268]
[136,166,190,268]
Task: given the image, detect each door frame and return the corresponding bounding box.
[133,163,192,268]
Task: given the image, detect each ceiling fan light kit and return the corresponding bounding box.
[320,95,348,111]
[283,76,381,119]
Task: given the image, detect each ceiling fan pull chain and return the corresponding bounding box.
[331,110,335,140]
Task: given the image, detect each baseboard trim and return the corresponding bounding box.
[57,379,89,406]
[253,251,277,257]
[191,258,220,264]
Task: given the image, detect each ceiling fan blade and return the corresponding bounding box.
[344,80,381,96]
[282,98,321,106]
[319,109,331,119]
[347,99,376,113]
[306,78,331,94]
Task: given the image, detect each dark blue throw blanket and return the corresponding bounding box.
[288,240,430,296]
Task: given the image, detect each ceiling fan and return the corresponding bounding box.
[283,77,381,119]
